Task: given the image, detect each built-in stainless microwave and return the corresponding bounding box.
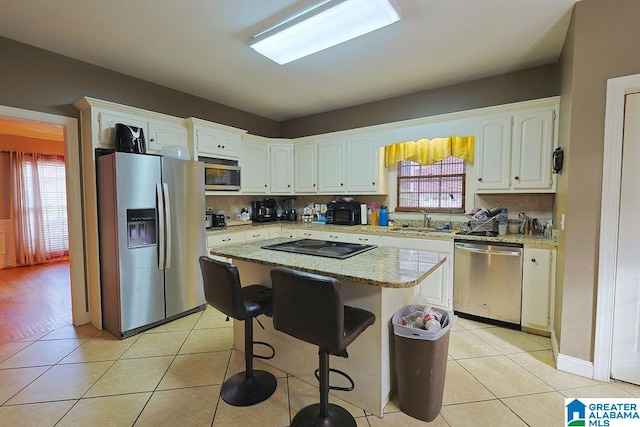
[201,157,241,191]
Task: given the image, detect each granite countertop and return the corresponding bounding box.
[207,221,558,247]
[209,237,446,289]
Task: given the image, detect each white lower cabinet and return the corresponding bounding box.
[380,236,453,309]
[245,227,281,241]
[322,231,351,242]
[282,228,297,239]
[521,247,556,333]
[348,234,381,246]
[296,229,323,240]
[321,231,381,246]
[206,231,246,263]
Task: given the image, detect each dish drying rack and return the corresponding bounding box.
[459,217,498,235]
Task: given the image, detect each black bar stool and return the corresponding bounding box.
[199,256,277,406]
[270,267,376,427]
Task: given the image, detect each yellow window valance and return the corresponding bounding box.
[384,135,474,167]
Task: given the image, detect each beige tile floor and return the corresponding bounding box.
[1,307,638,426]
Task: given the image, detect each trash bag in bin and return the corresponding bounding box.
[392,305,454,422]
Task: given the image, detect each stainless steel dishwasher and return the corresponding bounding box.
[453,240,523,327]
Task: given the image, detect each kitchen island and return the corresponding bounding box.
[209,237,446,417]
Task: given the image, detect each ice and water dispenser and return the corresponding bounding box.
[127,208,157,248]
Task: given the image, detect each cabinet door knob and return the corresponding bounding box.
[478,177,482,182]
[515,176,520,180]
[341,183,344,186]
[287,184,291,187]
[372,182,375,185]
[313,183,316,187]
[217,145,221,148]
[150,138,155,142]
[531,258,536,262]
[222,145,225,149]
[264,184,267,187]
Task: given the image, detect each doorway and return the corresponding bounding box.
[595,73,640,384]
[0,117,72,342]
[0,105,87,339]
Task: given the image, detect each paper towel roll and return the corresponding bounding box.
[360,204,368,225]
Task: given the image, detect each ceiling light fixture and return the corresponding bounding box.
[250,0,401,65]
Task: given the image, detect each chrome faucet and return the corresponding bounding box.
[420,210,431,228]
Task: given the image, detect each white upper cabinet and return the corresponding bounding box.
[318,138,347,193]
[269,144,294,194]
[315,133,386,194]
[96,109,187,155]
[475,105,557,193]
[240,136,269,194]
[346,133,385,193]
[96,111,147,150]
[511,110,555,190]
[187,118,245,160]
[146,119,188,154]
[294,143,317,193]
[196,128,240,158]
[476,116,512,190]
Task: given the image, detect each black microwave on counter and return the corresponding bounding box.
[201,157,240,191]
[326,201,361,225]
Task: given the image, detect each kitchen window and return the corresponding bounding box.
[396,156,465,213]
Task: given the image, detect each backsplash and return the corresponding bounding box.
[205,194,388,220]
[206,193,554,224]
[474,193,554,222]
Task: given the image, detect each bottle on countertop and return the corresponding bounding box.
[544,219,553,239]
[379,205,388,226]
[498,208,508,235]
[370,206,378,226]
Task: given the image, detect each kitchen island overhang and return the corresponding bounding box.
[209,237,447,417]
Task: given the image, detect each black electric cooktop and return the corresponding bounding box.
[262,239,377,260]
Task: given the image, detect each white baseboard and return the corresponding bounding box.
[551,328,559,362]
[556,352,596,380]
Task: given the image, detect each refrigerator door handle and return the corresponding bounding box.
[163,183,172,269]
[157,183,165,270]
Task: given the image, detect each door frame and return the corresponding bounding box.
[0,105,88,325]
[594,73,640,381]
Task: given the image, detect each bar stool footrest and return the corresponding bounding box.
[314,367,355,392]
[253,341,275,360]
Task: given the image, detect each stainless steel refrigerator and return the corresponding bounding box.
[97,152,207,338]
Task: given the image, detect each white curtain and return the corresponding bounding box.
[7,152,68,266]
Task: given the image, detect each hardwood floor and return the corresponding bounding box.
[0,261,71,344]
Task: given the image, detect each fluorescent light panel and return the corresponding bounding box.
[250,0,401,65]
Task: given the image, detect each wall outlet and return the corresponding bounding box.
[561,213,565,231]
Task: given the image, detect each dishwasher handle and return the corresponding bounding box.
[455,243,521,257]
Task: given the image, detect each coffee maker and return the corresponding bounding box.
[282,197,298,221]
[251,198,277,222]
